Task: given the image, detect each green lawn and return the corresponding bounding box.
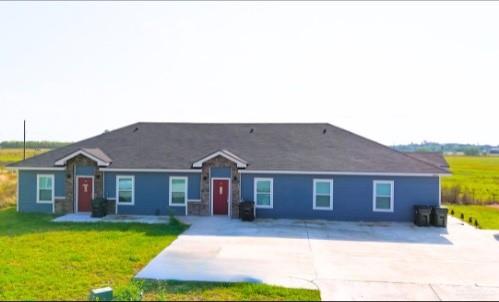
[115,280,320,301]
[442,156,499,204]
[446,204,499,230]
[0,208,320,301]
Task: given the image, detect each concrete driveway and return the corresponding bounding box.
[136,216,499,301]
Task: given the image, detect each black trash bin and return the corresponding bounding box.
[431,207,448,228]
[239,201,255,221]
[91,197,108,218]
[414,205,432,227]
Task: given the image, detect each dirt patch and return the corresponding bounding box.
[487,204,499,210]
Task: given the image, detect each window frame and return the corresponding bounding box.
[169,176,188,207]
[36,174,55,204]
[313,179,334,211]
[116,175,135,206]
[253,178,273,209]
[372,180,394,212]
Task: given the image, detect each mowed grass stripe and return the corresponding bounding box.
[0,208,320,301]
[447,204,499,230]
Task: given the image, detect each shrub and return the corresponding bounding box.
[0,169,16,209]
[114,281,144,301]
[167,209,183,227]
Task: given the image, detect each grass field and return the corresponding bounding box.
[442,156,499,204]
[0,148,48,208]
[0,208,320,301]
[0,148,47,166]
[446,204,499,230]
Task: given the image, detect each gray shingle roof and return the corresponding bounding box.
[405,152,449,171]
[9,122,449,174]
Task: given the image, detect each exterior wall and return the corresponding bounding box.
[18,170,65,213]
[194,156,240,217]
[211,167,231,178]
[17,166,439,222]
[76,166,95,176]
[241,174,439,221]
[104,172,200,216]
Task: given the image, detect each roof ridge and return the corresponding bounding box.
[325,123,449,174]
[136,122,330,125]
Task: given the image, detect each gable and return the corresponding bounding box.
[54,148,111,167]
[192,150,248,168]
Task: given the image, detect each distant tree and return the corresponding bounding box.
[463,147,480,156]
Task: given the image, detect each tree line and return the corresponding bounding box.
[0,141,70,149]
[392,142,498,156]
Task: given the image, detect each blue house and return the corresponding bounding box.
[8,123,449,221]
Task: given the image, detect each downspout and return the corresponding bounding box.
[102,170,105,199]
[185,177,188,216]
[439,175,442,207]
[73,164,76,213]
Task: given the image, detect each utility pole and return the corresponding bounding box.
[23,120,26,160]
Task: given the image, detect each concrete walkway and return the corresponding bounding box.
[136,216,499,301]
[53,213,170,224]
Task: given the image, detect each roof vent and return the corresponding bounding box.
[323,129,327,134]
[249,128,254,133]
[133,127,139,133]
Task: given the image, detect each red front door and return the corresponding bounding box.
[78,177,93,212]
[213,179,229,215]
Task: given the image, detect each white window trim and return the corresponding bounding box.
[36,174,55,204]
[254,178,273,209]
[373,180,394,212]
[169,176,188,207]
[116,175,135,206]
[313,179,334,211]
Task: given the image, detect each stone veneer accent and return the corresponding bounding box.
[188,155,241,218]
[57,154,113,214]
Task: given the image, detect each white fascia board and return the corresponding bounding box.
[7,167,66,171]
[192,151,247,168]
[100,168,201,173]
[239,170,449,177]
[54,150,110,167]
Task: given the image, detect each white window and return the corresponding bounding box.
[373,180,394,212]
[169,177,188,206]
[254,178,273,208]
[313,179,333,210]
[37,174,54,203]
[116,176,134,205]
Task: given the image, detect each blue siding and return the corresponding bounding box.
[104,172,201,216]
[241,174,439,221]
[76,166,95,176]
[18,170,65,213]
[211,167,231,178]
[17,167,439,222]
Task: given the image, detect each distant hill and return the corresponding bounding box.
[392,142,499,156]
[0,141,70,149]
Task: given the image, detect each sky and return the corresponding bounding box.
[0,1,498,146]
